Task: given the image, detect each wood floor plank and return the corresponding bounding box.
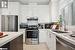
[23,43,48,50]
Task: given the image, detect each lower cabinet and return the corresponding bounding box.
[39,29,47,42]
[10,34,23,50]
[0,34,23,50]
[46,30,51,50]
[46,30,56,50]
[39,29,56,50]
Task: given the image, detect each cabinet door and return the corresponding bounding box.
[10,35,23,50]
[2,8,9,15]
[37,6,49,23]
[8,2,19,15]
[2,2,19,15]
[47,30,56,50]
[50,32,56,50]
[46,30,51,50]
[39,29,47,42]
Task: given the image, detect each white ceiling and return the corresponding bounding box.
[8,0,50,5]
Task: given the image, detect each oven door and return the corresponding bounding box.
[26,30,39,38]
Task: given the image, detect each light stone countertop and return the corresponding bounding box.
[49,30,75,45]
[0,32,23,47]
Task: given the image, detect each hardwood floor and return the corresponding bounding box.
[23,43,48,50]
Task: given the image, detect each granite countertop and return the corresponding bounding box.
[0,32,23,47]
[49,30,75,45]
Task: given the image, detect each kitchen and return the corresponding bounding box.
[0,0,75,50]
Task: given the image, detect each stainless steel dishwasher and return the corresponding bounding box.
[56,37,75,50]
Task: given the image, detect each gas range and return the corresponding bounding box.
[25,17,39,45]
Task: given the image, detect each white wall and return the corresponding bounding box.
[19,5,50,24]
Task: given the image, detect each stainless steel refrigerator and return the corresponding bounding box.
[1,15,18,32]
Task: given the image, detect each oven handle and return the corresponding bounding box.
[26,30,39,31]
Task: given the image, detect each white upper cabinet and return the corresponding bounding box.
[38,5,50,23]
[28,5,50,23]
[2,2,20,15]
[2,8,8,15]
[20,5,50,23]
[8,2,19,15]
[50,0,59,22]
